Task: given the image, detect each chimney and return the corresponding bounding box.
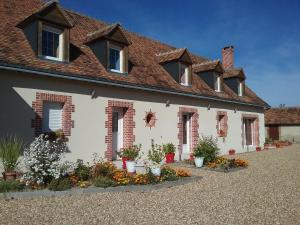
[222,46,234,69]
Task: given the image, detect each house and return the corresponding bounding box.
[0,0,269,162]
[265,107,300,143]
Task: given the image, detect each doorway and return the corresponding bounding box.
[112,108,124,160]
[243,118,254,146]
[182,113,192,156]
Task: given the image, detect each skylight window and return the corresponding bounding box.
[215,75,222,92]
[238,81,244,96]
[180,63,191,86]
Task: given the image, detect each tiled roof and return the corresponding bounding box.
[265,107,300,125]
[156,48,189,64]
[192,60,223,73]
[0,0,267,108]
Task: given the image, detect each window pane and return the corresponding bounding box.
[42,29,60,58]
[180,64,187,84]
[42,102,63,132]
[109,48,120,71]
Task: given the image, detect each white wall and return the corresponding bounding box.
[0,71,265,163]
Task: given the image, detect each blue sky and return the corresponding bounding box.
[61,0,300,107]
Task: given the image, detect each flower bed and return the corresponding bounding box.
[207,157,248,172]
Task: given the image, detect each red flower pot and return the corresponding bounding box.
[122,157,128,169]
[2,171,17,181]
[256,147,262,152]
[229,149,235,155]
[165,153,175,163]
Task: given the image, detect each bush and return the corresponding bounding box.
[162,143,176,154]
[48,178,72,191]
[91,161,117,179]
[194,136,219,164]
[161,166,178,181]
[74,160,90,181]
[94,176,117,188]
[23,134,68,185]
[118,145,141,161]
[0,180,24,193]
[0,135,23,172]
[148,140,165,165]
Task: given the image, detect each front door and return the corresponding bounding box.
[243,118,254,146]
[112,108,124,160]
[182,113,191,156]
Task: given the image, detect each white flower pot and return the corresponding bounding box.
[126,161,136,173]
[151,166,161,176]
[194,157,204,168]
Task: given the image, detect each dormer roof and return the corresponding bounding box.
[17,0,73,28]
[192,60,224,73]
[156,48,192,64]
[85,23,131,45]
[223,68,246,80]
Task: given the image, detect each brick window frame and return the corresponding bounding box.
[105,100,135,161]
[177,107,199,160]
[216,111,228,137]
[241,114,260,147]
[32,92,75,136]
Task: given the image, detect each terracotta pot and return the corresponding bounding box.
[256,147,262,152]
[229,149,235,155]
[165,153,175,163]
[2,171,17,181]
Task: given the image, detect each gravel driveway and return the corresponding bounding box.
[1,145,299,225]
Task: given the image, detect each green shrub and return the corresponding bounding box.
[74,160,90,181]
[118,145,141,161]
[161,166,178,181]
[148,140,165,165]
[94,176,117,188]
[194,136,219,164]
[162,143,176,154]
[0,180,24,193]
[91,161,117,179]
[48,178,72,191]
[0,135,23,172]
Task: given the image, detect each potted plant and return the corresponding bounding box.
[193,146,205,168]
[0,136,23,180]
[148,142,165,176]
[119,145,141,173]
[163,143,175,163]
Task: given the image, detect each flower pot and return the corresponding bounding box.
[229,149,235,155]
[256,147,262,152]
[151,166,161,176]
[126,160,136,173]
[122,157,128,169]
[2,171,17,181]
[165,153,175,163]
[194,157,204,168]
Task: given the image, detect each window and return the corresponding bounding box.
[217,112,227,137]
[180,63,191,86]
[238,81,244,96]
[215,75,222,92]
[42,102,63,132]
[109,46,122,72]
[243,118,254,146]
[41,25,63,61]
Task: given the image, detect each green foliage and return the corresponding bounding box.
[0,135,23,172]
[74,160,90,181]
[118,145,141,161]
[161,166,178,181]
[91,161,117,179]
[145,167,160,184]
[48,178,72,191]
[265,137,272,144]
[0,180,24,193]
[194,135,219,164]
[94,176,117,188]
[162,143,176,154]
[148,140,165,164]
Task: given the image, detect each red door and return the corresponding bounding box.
[268,126,279,140]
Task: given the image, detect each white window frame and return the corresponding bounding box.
[215,75,221,92]
[179,63,190,86]
[238,81,243,96]
[109,44,123,73]
[41,25,64,61]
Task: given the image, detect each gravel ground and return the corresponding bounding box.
[1,145,300,225]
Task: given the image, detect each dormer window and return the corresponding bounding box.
[215,75,222,92]
[180,63,191,86]
[238,81,244,96]
[109,45,122,73]
[41,25,64,61]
